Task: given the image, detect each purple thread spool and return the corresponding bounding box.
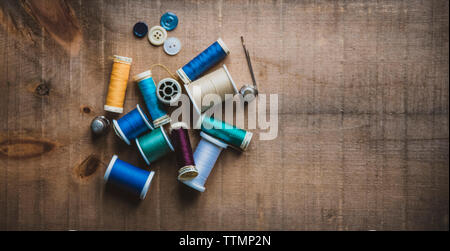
[170,122,198,181]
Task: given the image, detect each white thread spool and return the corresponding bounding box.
[184,64,238,115]
[156,78,182,104]
[181,132,228,192]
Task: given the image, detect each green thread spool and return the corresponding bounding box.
[136,127,174,165]
[200,115,253,151]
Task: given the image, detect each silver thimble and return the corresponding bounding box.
[240,85,258,102]
[91,116,110,135]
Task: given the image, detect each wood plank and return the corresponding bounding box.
[0,0,448,230]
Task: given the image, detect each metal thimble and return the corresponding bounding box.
[91,116,110,135]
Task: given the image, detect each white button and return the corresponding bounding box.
[163,37,181,55]
[148,26,167,46]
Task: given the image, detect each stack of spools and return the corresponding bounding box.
[100,31,253,200]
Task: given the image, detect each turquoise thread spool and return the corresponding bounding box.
[133,70,171,128]
[200,115,253,151]
[136,127,174,165]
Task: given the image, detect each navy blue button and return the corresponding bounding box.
[160,12,178,31]
[133,22,148,38]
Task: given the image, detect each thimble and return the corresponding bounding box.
[91,116,110,135]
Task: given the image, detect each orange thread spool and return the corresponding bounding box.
[104,55,133,113]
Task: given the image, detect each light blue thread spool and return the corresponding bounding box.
[176,38,229,85]
[104,155,155,200]
[134,70,171,128]
[181,132,228,192]
[112,104,153,145]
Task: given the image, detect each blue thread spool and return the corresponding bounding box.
[104,155,155,200]
[134,70,171,128]
[176,38,230,85]
[112,104,153,145]
[181,132,228,192]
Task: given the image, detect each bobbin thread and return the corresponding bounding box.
[134,70,171,127]
[104,55,133,113]
[170,122,198,181]
[112,104,153,145]
[184,64,239,115]
[136,127,174,165]
[200,115,253,151]
[104,155,155,200]
[156,78,182,105]
[181,132,228,192]
[177,38,230,85]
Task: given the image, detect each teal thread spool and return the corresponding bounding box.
[136,127,174,165]
[200,115,253,151]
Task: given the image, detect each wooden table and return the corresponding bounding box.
[0,0,448,231]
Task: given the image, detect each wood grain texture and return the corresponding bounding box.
[0,0,448,230]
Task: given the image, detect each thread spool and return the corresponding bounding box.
[181,132,228,192]
[104,55,132,113]
[134,70,171,127]
[156,78,182,105]
[112,104,153,145]
[176,38,229,85]
[170,122,198,181]
[104,155,155,200]
[184,64,238,115]
[136,127,174,165]
[200,115,253,151]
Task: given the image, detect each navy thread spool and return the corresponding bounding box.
[133,70,171,127]
[104,155,156,200]
[181,132,228,192]
[176,38,230,85]
[112,104,153,145]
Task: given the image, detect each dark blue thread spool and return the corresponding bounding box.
[176,38,229,84]
[112,104,153,145]
[104,155,155,200]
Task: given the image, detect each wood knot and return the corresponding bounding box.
[73,154,102,182]
[35,83,50,96]
[0,138,55,159]
[81,106,92,114]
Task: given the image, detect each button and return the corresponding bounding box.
[148,26,167,46]
[163,37,181,55]
[133,22,148,38]
[160,12,178,31]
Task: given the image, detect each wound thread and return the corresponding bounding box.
[134,70,171,127]
[177,38,229,84]
[200,115,253,151]
[184,64,238,115]
[104,55,132,113]
[136,127,174,165]
[104,155,155,200]
[181,132,228,192]
[112,104,153,145]
[170,122,198,181]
